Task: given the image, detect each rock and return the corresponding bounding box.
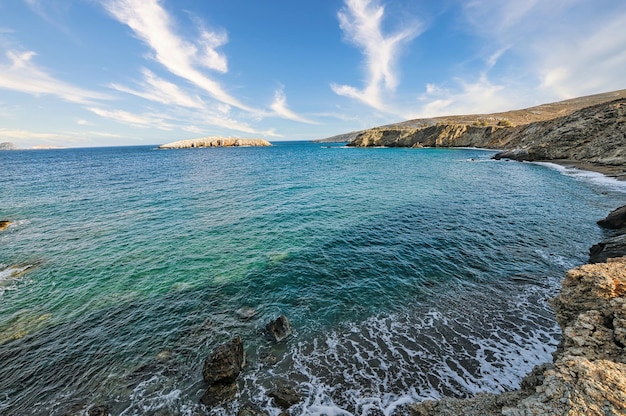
[597,205,626,229]
[266,314,292,342]
[267,385,302,409]
[87,404,109,416]
[159,137,271,149]
[0,142,17,150]
[237,404,270,416]
[492,149,531,161]
[589,234,626,263]
[200,382,238,407]
[202,337,246,385]
[236,307,257,320]
[0,220,11,232]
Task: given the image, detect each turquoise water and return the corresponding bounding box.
[1,142,624,415]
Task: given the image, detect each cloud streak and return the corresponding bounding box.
[331,0,420,111]
[103,0,255,112]
[270,87,317,124]
[0,50,109,103]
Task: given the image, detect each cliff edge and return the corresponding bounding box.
[347,90,626,177]
[159,137,271,149]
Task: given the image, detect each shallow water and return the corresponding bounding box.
[0,142,624,415]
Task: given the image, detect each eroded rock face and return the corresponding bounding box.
[589,234,626,264]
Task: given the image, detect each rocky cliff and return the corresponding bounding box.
[348,90,626,175]
[159,137,272,149]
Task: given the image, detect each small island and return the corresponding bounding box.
[158,136,272,149]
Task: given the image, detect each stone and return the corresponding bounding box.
[267,385,302,409]
[236,307,257,320]
[200,382,238,407]
[597,205,626,229]
[237,404,270,416]
[87,404,109,416]
[266,314,292,342]
[589,234,626,263]
[202,336,246,385]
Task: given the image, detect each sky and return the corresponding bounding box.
[0,0,625,148]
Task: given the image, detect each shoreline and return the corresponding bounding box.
[544,159,626,181]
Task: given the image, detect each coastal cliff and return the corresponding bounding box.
[159,137,271,149]
[347,89,626,176]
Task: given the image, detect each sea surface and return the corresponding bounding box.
[1,142,625,415]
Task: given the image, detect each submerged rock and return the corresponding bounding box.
[266,314,292,342]
[0,220,11,232]
[597,204,626,230]
[267,384,302,409]
[202,336,246,385]
[236,307,257,320]
[200,382,238,407]
[238,404,270,416]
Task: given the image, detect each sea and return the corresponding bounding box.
[1,141,625,415]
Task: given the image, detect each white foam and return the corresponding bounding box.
[0,265,33,296]
[534,162,626,193]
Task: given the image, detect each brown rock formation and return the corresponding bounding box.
[348,90,626,176]
[159,137,271,149]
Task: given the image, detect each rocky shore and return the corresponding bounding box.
[409,206,626,416]
[343,90,626,179]
[158,137,271,149]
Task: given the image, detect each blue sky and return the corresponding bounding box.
[1,0,625,148]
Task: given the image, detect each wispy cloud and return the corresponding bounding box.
[110,68,205,109]
[0,50,110,103]
[270,87,317,124]
[103,0,255,112]
[87,107,175,130]
[331,0,420,111]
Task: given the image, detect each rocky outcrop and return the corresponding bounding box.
[267,384,302,410]
[409,257,626,416]
[348,92,626,174]
[266,314,292,342]
[0,142,17,150]
[200,337,246,406]
[589,234,626,264]
[597,205,626,230]
[159,137,271,149]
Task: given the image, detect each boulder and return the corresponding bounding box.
[200,382,238,407]
[589,233,626,263]
[202,337,246,385]
[492,148,531,161]
[268,385,302,409]
[266,314,292,342]
[238,404,270,416]
[597,205,626,229]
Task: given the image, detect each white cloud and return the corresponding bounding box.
[110,68,205,109]
[88,107,175,130]
[270,87,316,124]
[103,0,255,112]
[331,0,420,111]
[0,50,110,103]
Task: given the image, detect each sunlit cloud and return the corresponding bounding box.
[331,0,420,111]
[88,107,175,130]
[0,50,110,103]
[103,0,255,112]
[110,68,205,109]
[270,87,317,124]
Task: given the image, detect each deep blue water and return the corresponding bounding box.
[0,142,624,415]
